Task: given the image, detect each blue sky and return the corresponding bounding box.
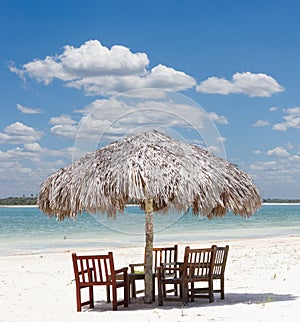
[1,0,300,199]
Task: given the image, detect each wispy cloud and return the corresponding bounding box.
[196,71,284,97]
[208,112,228,124]
[249,156,300,197]
[273,107,300,131]
[267,146,290,157]
[49,94,228,153]
[17,103,43,114]
[0,145,75,197]
[10,40,196,96]
[253,120,269,127]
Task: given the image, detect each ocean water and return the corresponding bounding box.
[0,204,299,256]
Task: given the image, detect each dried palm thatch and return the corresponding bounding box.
[38,130,261,219]
[38,130,261,303]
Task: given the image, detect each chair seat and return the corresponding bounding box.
[160,277,182,283]
[188,275,210,281]
[129,273,146,280]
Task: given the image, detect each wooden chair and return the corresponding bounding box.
[157,245,217,306]
[129,245,178,301]
[72,252,128,311]
[190,245,229,301]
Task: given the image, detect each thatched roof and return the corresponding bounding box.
[38,130,261,219]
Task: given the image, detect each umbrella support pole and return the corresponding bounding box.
[144,198,154,304]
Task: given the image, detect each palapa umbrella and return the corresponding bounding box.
[38,130,261,303]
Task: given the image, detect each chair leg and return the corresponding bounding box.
[124,282,129,307]
[131,278,137,298]
[179,284,183,298]
[106,285,111,303]
[128,275,138,303]
[89,286,94,308]
[182,282,189,305]
[209,279,214,303]
[220,278,224,299]
[190,282,194,302]
[152,274,155,301]
[174,283,178,296]
[112,286,118,311]
[76,287,82,312]
[158,279,163,306]
[128,277,132,303]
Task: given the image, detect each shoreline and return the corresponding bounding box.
[1,234,300,258]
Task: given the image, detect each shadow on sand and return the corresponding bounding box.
[82,292,297,312]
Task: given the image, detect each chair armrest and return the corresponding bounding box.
[114,267,128,274]
[129,263,145,273]
[157,264,181,277]
[113,267,128,281]
[161,261,184,269]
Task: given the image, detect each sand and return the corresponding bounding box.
[0,236,299,322]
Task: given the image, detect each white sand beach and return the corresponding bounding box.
[1,236,299,322]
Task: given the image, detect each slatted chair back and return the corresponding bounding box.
[183,246,216,282]
[73,253,114,286]
[211,245,229,299]
[212,245,229,277]
[153,245,178,272]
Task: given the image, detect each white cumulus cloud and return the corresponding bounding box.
[0,122,43,144]
[49,114,77,125]
[10,39,196,96]
[24,142,43,152]
[196,71,284,97]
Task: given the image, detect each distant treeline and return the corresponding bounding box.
[0,196,37,205]
[0,196,300,206]
[262,198,300,203]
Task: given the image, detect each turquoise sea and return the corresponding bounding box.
[0,204,300,256]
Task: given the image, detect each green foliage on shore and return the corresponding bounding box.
[262,198,300,203]
[0,196,37,205]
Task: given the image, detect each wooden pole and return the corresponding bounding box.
[144,198,154,303]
